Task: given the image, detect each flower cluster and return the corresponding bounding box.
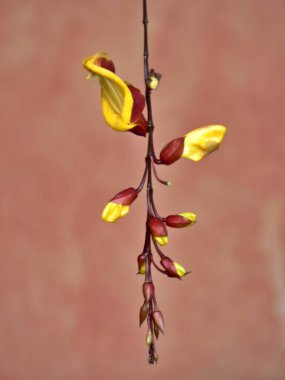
[83,8,226,365]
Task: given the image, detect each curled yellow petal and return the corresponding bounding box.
[173,262,187,277]
[101,202,130,223]
[83,53,134,131]
[179,212,197,224]
[154,236,168,246]
[182,125,226,161]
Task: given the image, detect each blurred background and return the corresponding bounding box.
[1,0,285,379]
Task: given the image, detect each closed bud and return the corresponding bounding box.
[161,256,188,278]
[166,212,197,228]
[143,282,155,303]
[139,302,149,326]
[102,187,138,223]
[152,310,165,334]
[154,323,160,340]
[146,69,162,90]
[137,253,146,275]
[160,137,185,165]
[148,217,168,246]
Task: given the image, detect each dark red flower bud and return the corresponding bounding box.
[111,187,138,205]
[160,137,185,165]
[152,310,165,334]
[148,218,168,246]
[165,213,197,228]
[160,257,188,279]
[143,282,155,302]
[139,302,149,326]
[148,217,167,236]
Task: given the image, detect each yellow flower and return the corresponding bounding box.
[83,52,147,135]
[182,125,226,161]
[160,125,226,165]
[102,202,130,223]
[101,187,138,223]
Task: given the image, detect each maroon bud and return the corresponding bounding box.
[148,217,168,238]
[139,302,149,326]
[166,214,193,228]
[160,137,185,165]
[160,257,180,278]
[143,282,155,302]
[111,187,138,205]
[152,310,165,334]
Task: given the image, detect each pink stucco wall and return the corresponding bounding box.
[1,1,285,379]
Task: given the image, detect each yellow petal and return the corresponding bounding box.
[179,212,197,224]
[173,262,187,277]
[182,125,226,161]
[154,236,168,246]
[139,262,146,275]
[101,202,130,223]
[83,53,134,131]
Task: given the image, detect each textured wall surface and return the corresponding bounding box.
[1,0,285,379]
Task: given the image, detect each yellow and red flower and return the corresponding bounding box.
[165,212,197,228]
[83,52,147,136]
[160,257,188,279]
[102,187,138,223]
[160,124,226,165]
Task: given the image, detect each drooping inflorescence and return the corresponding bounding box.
[83,0,226,365]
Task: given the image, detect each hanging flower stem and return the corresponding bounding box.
[82,0,226,365]
[141,0,164,364]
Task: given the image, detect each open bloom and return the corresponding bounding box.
[148,217,168,246]
[160,257,188,278]
[102,187,138,223]
[160,125,226,165]
[165,212,197,228]
[83,52,147,136]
